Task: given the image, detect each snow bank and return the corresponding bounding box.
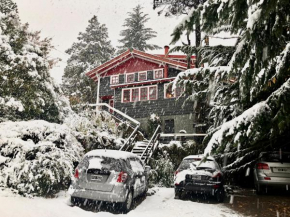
[0,120,84,196]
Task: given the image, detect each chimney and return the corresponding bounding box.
[164,45,169,57]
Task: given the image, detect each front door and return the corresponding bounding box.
[109,99,114,113]
[164,119,174,133]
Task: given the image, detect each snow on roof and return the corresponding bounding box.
[85,149,138,159]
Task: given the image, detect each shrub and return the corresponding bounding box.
[0,120,84,196]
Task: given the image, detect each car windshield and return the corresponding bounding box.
[261,152,290,163]
[79,156,124,172]
[178,158,218,171]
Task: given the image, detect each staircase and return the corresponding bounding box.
[88,103,161,165]
[131,125,161,164]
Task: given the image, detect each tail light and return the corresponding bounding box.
[117,171,128,183]
[74,169,79,179]
[264,177,271,180]
[210,172,222,181]
[174,170,180,176]
[257,163,269,170]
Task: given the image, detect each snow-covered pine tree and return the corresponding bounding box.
[117,5,161,54]
[62,16,115,106]
[172,0,290,180]
[154,0,208,67]
[0,0,70,123]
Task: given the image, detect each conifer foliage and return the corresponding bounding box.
[62,16,115,106]
[118,5,161,53]
[0,0,70,123]
[172,0,290,178]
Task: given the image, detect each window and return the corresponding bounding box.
[111,75,119,84]
[121,85,158,103]
[140,87,148,101]
[149,86,157,100]
[126,73,135,83]
[175,85,184,98]
[164,83,174,99]
[131,88,139,102]
[164,119,174,133]
[154,69,163,79]
[122,89,130,102]
[138,71,147,81]
[164,83,184,99]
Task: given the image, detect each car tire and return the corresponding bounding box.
[215,188,225,203]
[174,189,183,200]
[122,190,133,213]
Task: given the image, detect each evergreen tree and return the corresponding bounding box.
[118,5,161,53]
[154,0,207,67]
[0,0,70,123]
[62,16,115,106]
[172,0,290,180]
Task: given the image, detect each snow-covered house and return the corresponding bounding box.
[86,46,198,134]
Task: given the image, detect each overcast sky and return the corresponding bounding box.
[15,0,236,83]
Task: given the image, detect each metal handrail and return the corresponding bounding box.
[140,125,161,160]
[88,103,140,125]
[87,103,140,152]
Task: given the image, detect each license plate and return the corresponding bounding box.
[273,168,289,173]
[91,175,103,181]
[191,175,201,180]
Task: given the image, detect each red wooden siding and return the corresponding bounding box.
[104,58,163,76]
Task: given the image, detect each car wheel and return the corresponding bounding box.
[122,190,133,213]
[174,189,183,200]
[215,188,225,203]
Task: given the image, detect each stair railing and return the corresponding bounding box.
[140,125,161,162]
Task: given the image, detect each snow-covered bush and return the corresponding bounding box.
[64,109,123,152]
[149,140,201,187]
[0,120,84,196]
[149,158,174,187]
[147,113,161,137]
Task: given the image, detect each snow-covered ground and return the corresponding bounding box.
[0,188,240,217]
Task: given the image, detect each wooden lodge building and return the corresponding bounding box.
[86,46,204,136]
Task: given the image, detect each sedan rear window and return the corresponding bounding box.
[80,156,124,172]
[261,152,290,163]
[179,158,218,171]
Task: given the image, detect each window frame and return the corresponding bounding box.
[140,87,148,101]
[122,89,131,103]
[164,83,185,99]
[153,69,164,79]
[149,86,158,100]
[125,73,135,83]
[121,85,158,103]
[138,71,147,81]
[110,75,119,85]
[131,88,139,102]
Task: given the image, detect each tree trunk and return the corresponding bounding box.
[195,19,201,68]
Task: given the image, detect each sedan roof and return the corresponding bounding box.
[85,149,138,160]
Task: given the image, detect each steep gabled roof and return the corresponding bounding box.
[86,49,194,81]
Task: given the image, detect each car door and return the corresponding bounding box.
[135,158,146,194]
[128,157,144,196]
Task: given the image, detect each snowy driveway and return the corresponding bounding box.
[0,188,239,217]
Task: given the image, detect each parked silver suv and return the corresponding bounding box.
[70,149,149,212]
[254,151,290,194]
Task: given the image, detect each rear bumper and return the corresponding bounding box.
[71,185,128,203]
[175,181,223,195]
[256,176,290,188]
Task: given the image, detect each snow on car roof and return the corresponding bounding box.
[183,155,215,160]
[85,149,138,159]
